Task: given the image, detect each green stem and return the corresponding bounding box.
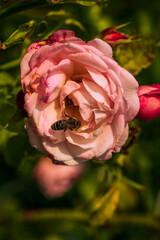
[17,209,88,222]
[0,0,47,19]
[1,209,160,231]
[98,161,145,191]
[121,176,145,191]
[111,214,160,231]
[0,0,108,18]
[50,0,108,6]
[0,58,21,70]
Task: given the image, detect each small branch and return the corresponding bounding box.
[17,209,88,222]
[0,0,108,18]
[110,214,160,231]
[0,58,21,70]
[1,209,159,231]
[0,0,47,19]
[122,176,145,191]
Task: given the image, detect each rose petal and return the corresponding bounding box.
[66,141,95,159]
[94,124,114,157]
[102,56,120,76]
[42,69,66,104]
[42,139,81,165]
[24,92,38,117]
[82,79,111,108]
[120,67,140,121]
[138,84,160,96]
[93,109,109,124]
[65,131,96,149]
[60,80,81,105]
[25,119,46,154]
[87,38,113,58]
[21,50,37,79]
[85,66,109,90]
[36,58,56,76]
[47,30,75,43]
[29,43,65,69]
[57,59,74,77]
[70,85,97,121]
[69,52,108,72]
[113,124,128,152]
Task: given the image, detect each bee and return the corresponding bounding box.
[51,113,81,132]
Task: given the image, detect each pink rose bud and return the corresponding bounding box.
[33,157,86,198]
[137,84,160,121]
[20,30,139,165]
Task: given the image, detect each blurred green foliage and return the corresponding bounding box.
[0,0,160,239]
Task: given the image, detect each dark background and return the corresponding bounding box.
[0,0,160,239]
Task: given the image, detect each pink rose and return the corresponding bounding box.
[33,157,86,198]
[137,84,160,121]
[21,30,139,165]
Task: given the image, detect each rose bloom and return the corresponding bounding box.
[137,84,160,121]
[21,30,139,165]
[34,157,86,198]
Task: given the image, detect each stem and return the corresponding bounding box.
[0,58,21,70]
[0,0,47,19]
[17,209,89,222]
[51,0,108,6]
[111,214,160,231]
[0,0,108,18]
[1,209,160,231]
[122,176,145,191]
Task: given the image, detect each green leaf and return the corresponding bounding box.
[118,182,139,211]
[65,18,87,32]
[90,186,120,226]
[0,100,17,130]
[122,176,145,191]
[3,135,28,167]
[47,9,71,20]
[47,0,108,6]
[0,129,17,152]
[33,20,48,37]
[0,71,15,86]
[2,20,36,49]
[0,59,21,70]
[115,39,155,75]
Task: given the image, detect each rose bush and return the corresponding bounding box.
[137,84,160,121]
[21,30,139,165]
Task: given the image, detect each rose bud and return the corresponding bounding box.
[20,30,139,165]
[101,30,128,43]
[101,26,128,46]
[33,157,86,198]
[137,84,160,121]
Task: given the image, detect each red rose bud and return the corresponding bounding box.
[137,84,160,121]
[103,30,128,42]
[101,25,128,46]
